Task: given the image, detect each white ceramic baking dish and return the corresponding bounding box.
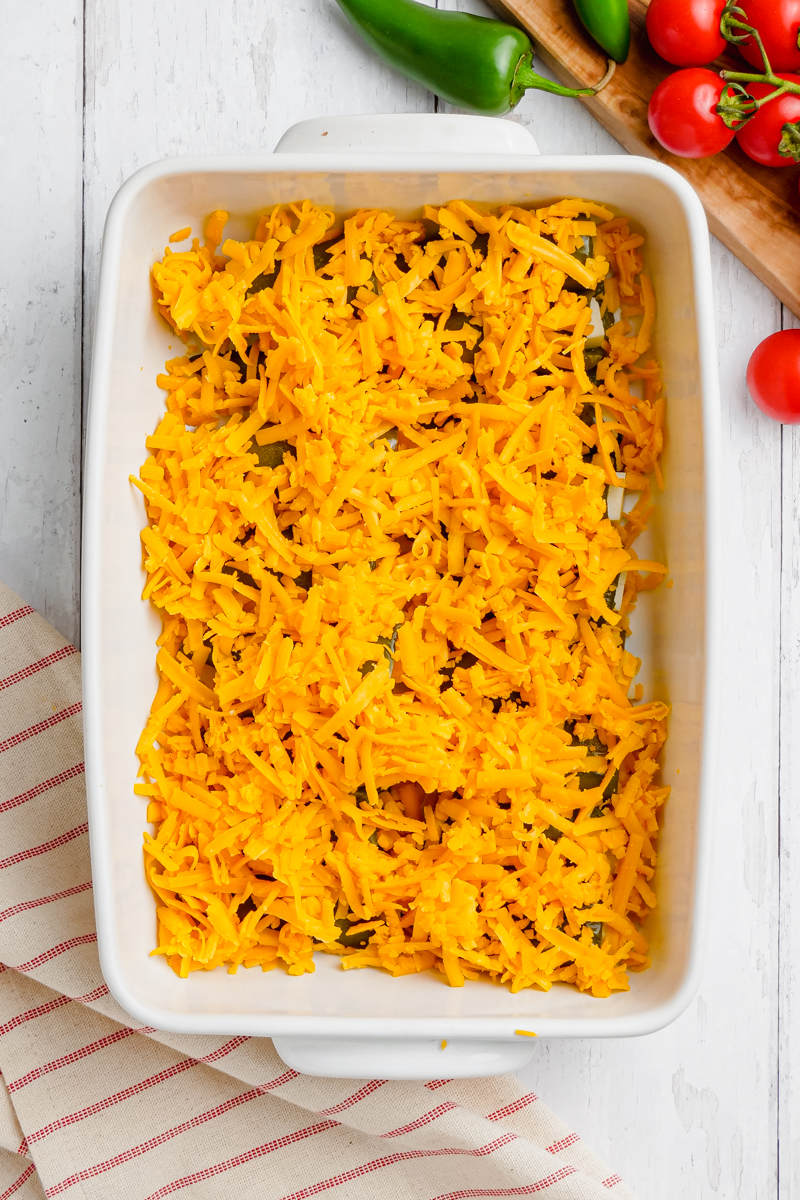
[83,113,722,1080]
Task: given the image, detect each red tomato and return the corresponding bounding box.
[737,0,800,71]
[646,0,727,66]
[747,329,800,423]
[648,69,735,157]
[735,75,800,165]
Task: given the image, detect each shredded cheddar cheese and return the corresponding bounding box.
[135,198,669,999]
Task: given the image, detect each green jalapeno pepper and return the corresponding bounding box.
[572,0,630,64]
[335,0,608,116]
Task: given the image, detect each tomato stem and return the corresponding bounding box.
[715,11,800,129]
[778,120,800,162]
[751,85,793,109]
[720,69,800,95]
[720,5,774,75]
[716,81,758,129]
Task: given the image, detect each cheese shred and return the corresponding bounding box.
[136,197,669,998]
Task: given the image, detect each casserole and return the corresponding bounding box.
[83,113,721,1078]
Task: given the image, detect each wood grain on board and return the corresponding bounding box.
[488,0,800,317]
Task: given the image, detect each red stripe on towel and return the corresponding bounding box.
[0,703,82,755]
[0,646,77,692]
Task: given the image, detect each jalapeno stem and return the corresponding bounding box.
[514,56,615,99]
[514,61,593,98]
[593,60,617,93]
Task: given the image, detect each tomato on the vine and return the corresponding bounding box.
[646,0,727,66]
[747,330,800,423]
[648,68,735,157]
[736,0,800,72]
[735,75,800,165]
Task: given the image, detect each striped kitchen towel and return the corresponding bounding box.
[0,581,638,1200]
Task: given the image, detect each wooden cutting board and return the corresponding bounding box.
[488,0,800,316]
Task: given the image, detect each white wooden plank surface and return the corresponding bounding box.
[3,0,793,1194]
[779,321,800,1198]
[1,2,83,645]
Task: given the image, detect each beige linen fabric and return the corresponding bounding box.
[0,582,638,1200]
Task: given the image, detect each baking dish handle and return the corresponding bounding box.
[273,113,539,155]
[272,1034,536,1080]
